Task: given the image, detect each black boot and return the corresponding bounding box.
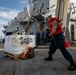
[68,64,76,71]
[44,56,53,61]
[68,60,76,71]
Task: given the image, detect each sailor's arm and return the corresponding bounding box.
[49,21,58,36]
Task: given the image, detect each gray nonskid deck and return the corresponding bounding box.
[0,47,76,75]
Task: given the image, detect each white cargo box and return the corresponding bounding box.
[4,35,36,55]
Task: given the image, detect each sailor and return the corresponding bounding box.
[44,13,76,71]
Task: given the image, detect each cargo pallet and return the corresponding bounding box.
[4,52,22,59]
[4,47,35,59]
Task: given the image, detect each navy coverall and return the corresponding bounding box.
[49,32,74,62]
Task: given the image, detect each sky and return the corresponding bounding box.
[0,0,76,37]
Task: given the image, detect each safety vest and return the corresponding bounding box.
[49,17,62,35]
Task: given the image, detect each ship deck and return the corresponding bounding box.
[0,46,76,75]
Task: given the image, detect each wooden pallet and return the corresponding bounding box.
[4,52,21,59]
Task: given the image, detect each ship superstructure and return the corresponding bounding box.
[3,0,69,36]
